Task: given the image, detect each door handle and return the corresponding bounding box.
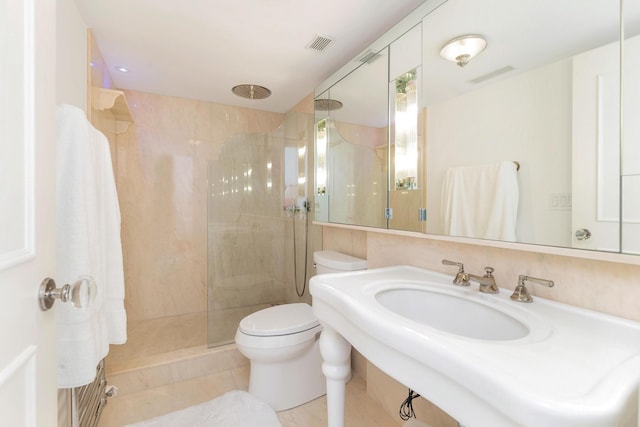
[575,228,592,241]
[38,276,96,311]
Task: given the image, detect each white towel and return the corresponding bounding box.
[441,161,519,241]
[56,104,127,388]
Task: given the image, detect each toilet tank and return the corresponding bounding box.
[313,250,367,275]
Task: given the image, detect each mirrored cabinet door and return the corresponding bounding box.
[315,48,389,228]
[622,2,640,255]
[388,24,424,232]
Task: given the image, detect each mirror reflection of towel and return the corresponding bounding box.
[441,161,519,241]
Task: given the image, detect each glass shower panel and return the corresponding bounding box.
[207,129,287,346]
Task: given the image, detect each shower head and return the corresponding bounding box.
[314,98,343,111]
[232,84,272,100]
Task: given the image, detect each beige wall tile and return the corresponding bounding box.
[115,90,286,322]
[321,227,367,260]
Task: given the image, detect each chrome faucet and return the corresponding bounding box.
[511,275,554,302]
[468,267,498,294]
[441,259,470,286]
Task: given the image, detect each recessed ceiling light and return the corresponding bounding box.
[115,66,130,73]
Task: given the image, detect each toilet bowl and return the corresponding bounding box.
[235,250,367,411]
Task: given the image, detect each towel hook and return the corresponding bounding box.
[38,276,97,311]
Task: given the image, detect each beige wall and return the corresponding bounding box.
[322,225,640,425]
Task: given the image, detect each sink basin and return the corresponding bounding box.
[375,287,528,340]
[310,265,640,427]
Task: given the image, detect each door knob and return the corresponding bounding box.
[38,276,96,311]
[575,228,592,241]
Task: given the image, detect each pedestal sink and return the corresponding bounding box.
[310,265,640,427]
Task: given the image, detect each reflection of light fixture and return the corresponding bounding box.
[440,35,487,67]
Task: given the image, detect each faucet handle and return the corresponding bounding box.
[442,259,464,271]
[483,266,494,277]
[441,259,470,286]
[511,275,554,303]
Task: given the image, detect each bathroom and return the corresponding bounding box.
[47,0,640,426]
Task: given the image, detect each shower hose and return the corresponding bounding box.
[292,203,309,297]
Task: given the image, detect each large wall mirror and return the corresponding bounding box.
[315,0,640,255]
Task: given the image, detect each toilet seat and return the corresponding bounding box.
[239,303,319,337]
[236,303,322,350]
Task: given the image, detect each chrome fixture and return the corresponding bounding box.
[441,259,470,286]
[468,267,498,294]
[314,98,343,111]
[511,275,554,303]
[39,276,96,311]
[232,84,271,100]
[440,34,487,67]
[575,228,592,241]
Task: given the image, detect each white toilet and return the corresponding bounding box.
[235,250,367,411]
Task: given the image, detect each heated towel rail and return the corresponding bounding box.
[72,359,114,427]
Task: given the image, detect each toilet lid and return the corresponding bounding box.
[238,303,320,337]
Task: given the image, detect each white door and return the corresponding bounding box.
[572,40,621,252]
[572,34,640,254]
[0,0,58,425]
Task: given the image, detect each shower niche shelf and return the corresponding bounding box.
[92,87,134,134]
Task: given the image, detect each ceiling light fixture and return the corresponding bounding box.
[114,66,130,73]
[232,84,271,100]
[440,35,487,67]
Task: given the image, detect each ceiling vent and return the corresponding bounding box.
[469,66,515,84]
[357,49,382,64]
[307,35,334,52]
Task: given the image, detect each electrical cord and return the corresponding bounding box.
[399,388,421,421]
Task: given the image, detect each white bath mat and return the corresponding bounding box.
[125,390,282,427]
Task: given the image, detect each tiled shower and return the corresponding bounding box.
[103,90,320,404]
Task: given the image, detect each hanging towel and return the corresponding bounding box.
[56,104,127,388]
[441,161,519,241]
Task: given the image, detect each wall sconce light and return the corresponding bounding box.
[440,35,487,67]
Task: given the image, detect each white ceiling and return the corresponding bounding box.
[75,0,427,113]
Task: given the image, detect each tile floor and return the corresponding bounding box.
[99,313,401,426]
[99,365,399,427]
